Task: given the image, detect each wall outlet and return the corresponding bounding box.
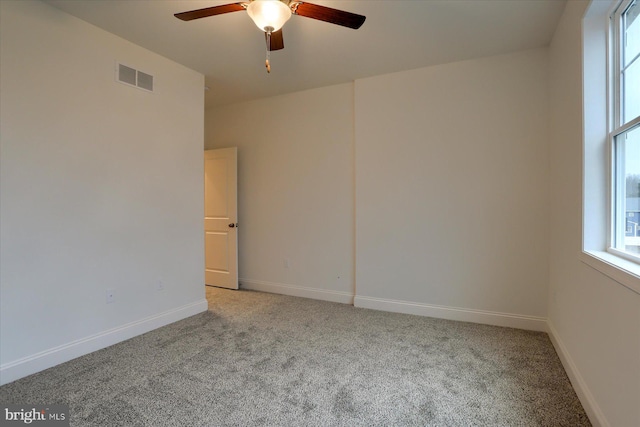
[106,289,115,304]
[156,279,164,291]
[283,257,290,269]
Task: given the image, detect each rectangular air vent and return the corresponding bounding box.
[117,63,154,92]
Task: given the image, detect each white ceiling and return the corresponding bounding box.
[44,0,567,109]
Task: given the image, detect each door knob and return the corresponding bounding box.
[228,223,238,228]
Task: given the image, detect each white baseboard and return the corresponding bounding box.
[240,279,354,304]
[354,295,547,331]
[0,299,208,386]
[547,321,608,427]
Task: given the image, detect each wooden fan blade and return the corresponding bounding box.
[174,3,246,21]
[293,2,366,29]
[265,29,284,51]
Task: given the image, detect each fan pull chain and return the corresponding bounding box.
[265,31,271,73]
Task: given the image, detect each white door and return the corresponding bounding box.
[204,148,238,289]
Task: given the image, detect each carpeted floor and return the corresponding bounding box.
[1,287,590,426]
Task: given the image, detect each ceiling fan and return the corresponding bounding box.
[175,0,366,72]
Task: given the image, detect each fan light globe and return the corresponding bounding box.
[247,0,292,32]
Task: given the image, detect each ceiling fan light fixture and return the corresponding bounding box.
[247,0,292,32]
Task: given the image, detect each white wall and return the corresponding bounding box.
[354,49,550,330]
[205,84,355,303]
[206,51,550,330]
[0,1,206,385]
[548,1,640,426]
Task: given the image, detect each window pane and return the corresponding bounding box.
[624,0,640,67]
[615,124,640,255]
[623,59,640,121]
[623,0,640,123]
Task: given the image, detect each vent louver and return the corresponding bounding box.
[117,63,154,92]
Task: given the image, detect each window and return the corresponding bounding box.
[610,0,640,262]
[581,0,640,293]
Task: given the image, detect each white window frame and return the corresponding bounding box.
[607,0,640,264]
[580,0,640,295]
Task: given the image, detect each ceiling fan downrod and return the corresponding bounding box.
[265,26,273,73]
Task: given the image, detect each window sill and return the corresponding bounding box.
[579,250,640,295]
